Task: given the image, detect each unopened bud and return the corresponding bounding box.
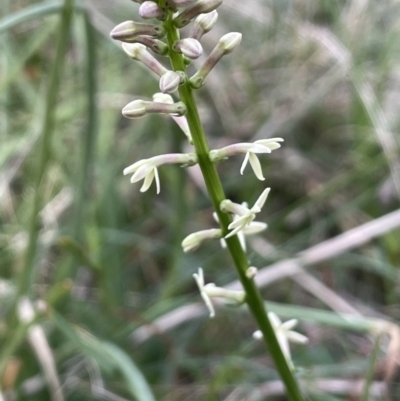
[173,0,222,28]
[190,32,242,88]
[173,38,203,59]
[122,99,187,119]
[159,71,185,93]
[110,21,165,42]
[190,11,218,40]
[246,267,258,279]
[219,32,242,54]
[122,43,168,76]
[139,1,167,20]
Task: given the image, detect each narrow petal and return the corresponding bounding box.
[242,221,267,234]
[286,331,309,344]
[253,187,271,210]
[201,291,215,318]
[123,159,148,175]
[237,231,246,250]
[193,268,204,287]
[228,214,251,229]
[140,168,155,192]
[281,319,298,331]
[219,238,227,248]
[240,152,250,175]
[268,312,281,328]
[154,167,160,194]
[131,164,154,183]
[225,224,244,238]
[248,152,265,181]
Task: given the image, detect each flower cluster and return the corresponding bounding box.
[112,0,308,375]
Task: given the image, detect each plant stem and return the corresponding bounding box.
[163,12,304,401]
[16,0,75,300]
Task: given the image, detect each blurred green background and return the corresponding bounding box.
[1,0,400,400]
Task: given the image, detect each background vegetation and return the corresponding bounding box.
[1,0,400,399]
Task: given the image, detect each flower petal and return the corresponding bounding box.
[242,221,267,234]
[131,164,154,183]
[253,187,271,211]
[249,152,265,181]
[281,319,298,331]
[286,331,309,344]
[154,167,160,194]
[240,152,250,175]
[140,168,155,192]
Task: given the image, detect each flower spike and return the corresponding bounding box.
[193,268,245,318]
[123,153,197,194]
[190,33,242,88]
[253,312,308,369]
[220,188,270,238]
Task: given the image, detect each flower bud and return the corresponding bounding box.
[159,71,185,93]
[173,38,203,59]
[190,32,242,88]
[139,1,166,20]
[219,32,242,54]
[122,43,168,76]
[110,21,165,42]
[122,99,187,119]
[190,10,218,40]
[173,0,222,28]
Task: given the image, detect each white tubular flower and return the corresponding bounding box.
[253,312,309,369]
[193,268,245,318]
[220,188,270,238]
[209,138,284,181]
[182,228,222,252]
[122,43,168,76]
[123,153,197,194]
[153,93,192,143]
[213,210,267,250]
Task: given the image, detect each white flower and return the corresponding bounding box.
[193,268,245,318]
[182,228,222,252]
[209,138,284,181]
[123,153,197,194]
[213,209,266,250]
[220,188,270,238]
[253,312,308,369]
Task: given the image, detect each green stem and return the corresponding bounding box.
[163,13,304,401]
[15,0,75,300]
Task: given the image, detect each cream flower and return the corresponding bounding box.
[209,138,284,180]
[193,268,245,318]
[253,312,308,369]
[123,153,197,194]
[220,188,270,238]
